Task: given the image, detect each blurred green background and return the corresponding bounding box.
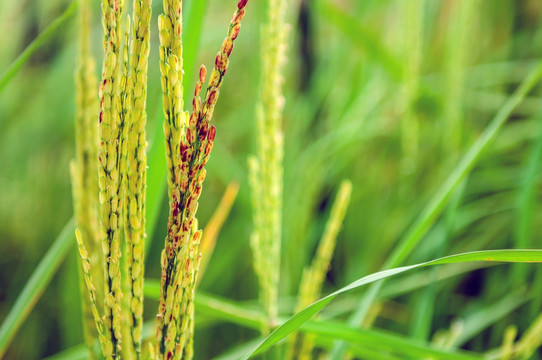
[2,0,542,358]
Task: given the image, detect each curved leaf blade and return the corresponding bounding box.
[242,249,542,358]
[330,59,542,359]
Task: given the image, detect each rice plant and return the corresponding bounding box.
[2,1,542,360]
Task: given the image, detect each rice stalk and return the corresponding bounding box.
[69,0,101,357]
[96,0,127,356]
[123,0,152,354]
[499,325,516,360]
[287,180,352,360]
[248,0,287,333]
[73,0,152,358]
[155,1,249,358]
[75,230,109,355]
[514,314,542,359]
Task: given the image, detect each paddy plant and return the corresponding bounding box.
[155,0,248,358]
[71,0,249,358]
[70,0,101,356]
[73,0,152,357]
[248,0,286,334]
[4,1,542,360]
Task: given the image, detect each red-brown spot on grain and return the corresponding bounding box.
[204,141,214,157]
[238,0,248,9]
[172,206,179,218]
[208,90,218,106]
[199,65,207,83]
[208,125,216,141]
[231,24,241,40]
[199,122,209,141]
[194,185,202,198]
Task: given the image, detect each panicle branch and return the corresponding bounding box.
[71,0,102,357]
[74,0,151,358]
[249,0,287,332]
[156,0,249,358]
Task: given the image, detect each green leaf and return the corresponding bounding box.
[241,249,542,358]
[514,118,542,283]
[147,283,484,360]
[383,61,542,271]
[304,321,484,360]
[50,268,507,360]
[0,218,75,358]
[0,1,77,94]
[332,60,542,359]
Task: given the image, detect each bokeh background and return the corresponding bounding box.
[1,0,542,358]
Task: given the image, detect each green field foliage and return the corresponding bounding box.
[2,0,542,359]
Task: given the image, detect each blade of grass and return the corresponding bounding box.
[379,262,490,300]
[49,270,502,360]
[0,1,77,94]
[330,59,542,360]
[144,283,266,330]
[513,120,542,281]
[146,282,485,360]
[213,323,482,360]
[46,286,265,360]
[240,249,542,358]
[410,181,467,340]
[0,218,75,358]
[304,321,484,360]
[316,339,402,360]
[384,61,542,279]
